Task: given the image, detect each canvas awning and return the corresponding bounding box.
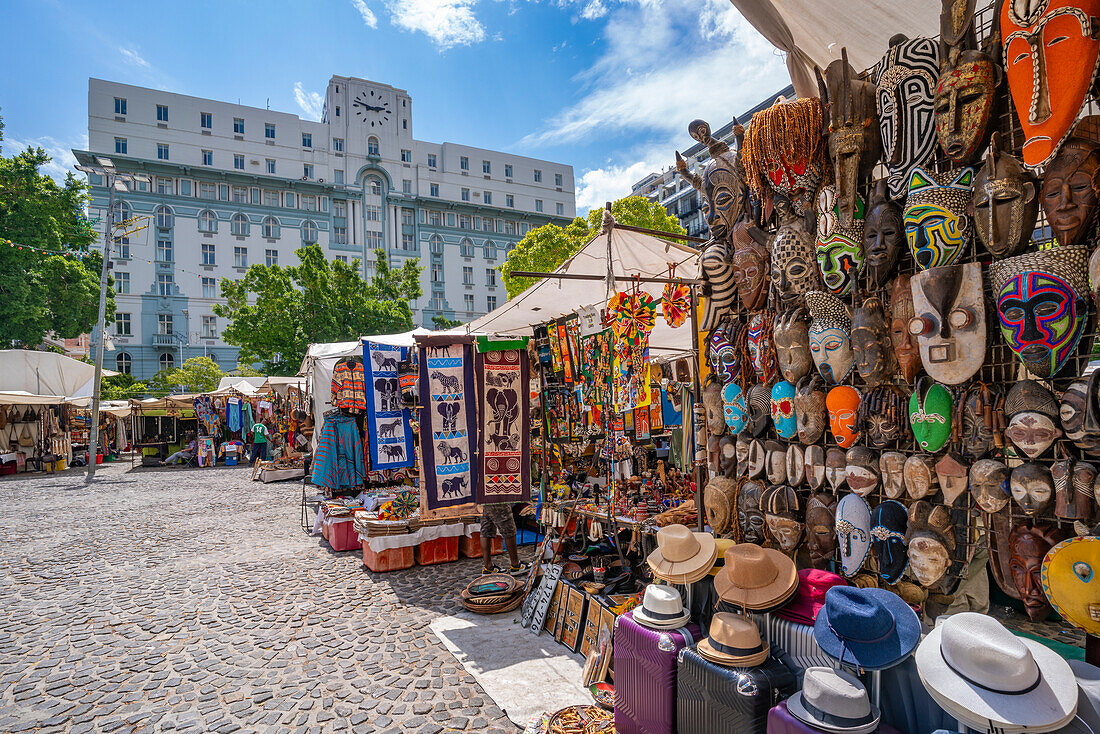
[0,350,117,402]
[0,391,69,406]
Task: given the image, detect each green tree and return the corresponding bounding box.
[0,115,112,347]
[101,372,147,400]
[500,196,686,298]
[163,356,225,393]
[230,364,264,377]
[214,245,423,375]
[431,315,463,329]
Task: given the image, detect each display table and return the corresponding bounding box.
[359,522,467,572]
[460,523,504,558]
[258,466,305,483]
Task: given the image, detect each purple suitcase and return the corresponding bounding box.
[768,700,903,734]
[614,610,701,734]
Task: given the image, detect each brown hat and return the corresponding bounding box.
[713,543,798,610]
[646,524,718,584]
[696,612,770,667]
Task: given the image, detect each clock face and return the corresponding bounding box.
[353,90,392,127]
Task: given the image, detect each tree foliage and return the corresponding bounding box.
[500,196,687,298]
[432,315,463,329]
[163,356,226,393]
[0,116,111,347]
[214,245,423,375]
[101,372,148,400]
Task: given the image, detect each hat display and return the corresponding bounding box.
[647,524,718,584]
[787,667,881,734]
[696,612,770,667]
[915,613,1078,733]
[813,586,921,671]
[714,543,798,610]
[631,584,690,630]
[775,568,848,625]
[1041,535,1100,636]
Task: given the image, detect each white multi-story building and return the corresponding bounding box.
[76,76,576,379]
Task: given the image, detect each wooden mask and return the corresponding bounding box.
[836,493,872,577]
[730,227,770,311]
[905,501,956,586]
[905,454,940,500]
[875,36,941,200]
[737,479,767,544]
[864,179,905,288]
[747,439,767,478]
[735,435,751,477]
[1041,535,1100,635]
[786,444,806,487]
[766,440,788,485]
[1011,462,1054,516]
[1001,0,1100,169]
[1054,458,1096,520]
[1008,523,1065,620]
[770,201,822,307]
[795,375,827,444]
[743,97,826,216]
[774,309,812,384]
[700,238,737,332]
[889,274,923,383]
[818,48,882,226]
[1040,120,1100,247]
[861,384,909,448]
[747,311,777,383]
[815,184,866,296]
[826,447,849,492]
[909,378,953,452]
[961,383,1000,458]
[1061,376,1100,456]
[805,493,838,568]
[827,386,861,449]
[845,446,880,496]
[909,262,986,385]
[904,166,975,270]
[806,291,854,384]
[763,484,803,552]
[805,444,827,490]
[871,500,910,583]
[852,296,897,387]
[880,451,907,498]
[971,458,1011,513]
[934,453,970,506]
[703,380,726,436]
[974,139,1039,258]
[746,384,772,438]
[771,380,797,440]
[990,245,1089,379]
[676,119,747,243]
[937,0,1000,163]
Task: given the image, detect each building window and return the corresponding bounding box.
[115,352,131,373]
[483,160,492,175]
[505,164,513,178]
[429,210,441,226]
[464,294,474,312]
[202,276,216,297]
[220,186,230,203]
[430,264,442,282]
[232,185,249,203]
[487,295,497,311]
[199,210,217,233]
[265,249,278,266]
[160,352,174,371]
[506,194,514,208]
[233,117,244,134]
[115,313,131,336]
[402,208,414,226]
[460,156,469,171]
[301,132,312,148]
[197,182,218,200]
[157,274,173,296]
[198,112,212,130]
[430,183,439,197]
[333,200,346,217]
[486,268,497,286]
[402,118,407,129]
[459,214,471,229]
[231,214,249,237]
[402,179,412,194]
[202,150,213,166]
[367,136,380,156]
[333,137,344,152]
[335,105,340,117]
[234,246,248,267]
[460,188,470,202]
[156,177,173,195]
[263,190,280,207]
[303,164,313,179]
[430,235,443,254]
[114,271,130,294]
[367,178,382,195]
[156,143,169,160]
[462,266,473,284]
[484,191,493,205]
[113,235,130,259]
[427,153,437,168]
[534,169,542,183]
[334,169,344,184]
[300,194,317,212]
[333,225,347,244]
[262,217,279,239]
[535,199,544,213]
[555,173,563,187]
[113,137,127,155]
[484,241,495,260]
[484,218,495,233]
[156,104,169,122]
[402,233,414,250]
[153,205,172,229]
[366,230,382,249]
[156,239,173,262]
[114,98,127,115]
[556,202,564,216]
[302,220,317,244]
[202,315,217,338]
[285,192,295,208]
[460,238,474,257]
[365,204,381,222]
[400,149,412,163]
[265,123,276,139]
[234,154,244,170]
[505,221,515,234]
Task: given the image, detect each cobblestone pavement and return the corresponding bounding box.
[0,462,520,734]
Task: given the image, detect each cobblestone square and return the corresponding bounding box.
[0,463,517,734]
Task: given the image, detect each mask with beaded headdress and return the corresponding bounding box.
[743,97,826,216]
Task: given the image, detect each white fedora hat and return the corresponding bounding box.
[915,613,1078,734]
[631,584,690,630]
[787,667,880,734]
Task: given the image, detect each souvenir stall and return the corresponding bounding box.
[129,396,199,466]
[71,400,131,464]
[0,392,72,474]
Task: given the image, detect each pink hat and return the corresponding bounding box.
[774,569,848,625]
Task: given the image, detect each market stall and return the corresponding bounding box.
[0,391,73,474]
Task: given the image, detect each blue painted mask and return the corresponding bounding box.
[771,380,797,439]
[723,382,747,434]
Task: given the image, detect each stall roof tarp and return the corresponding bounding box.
[0,391,68,405]
[131,395,199,410]
[218,376,266,391]
[297,341,362,376]
[0,350,117,402]
[458,227,700,356]
[262,376,306,396]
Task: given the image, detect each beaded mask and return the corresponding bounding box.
[773,309,812,384]
[771,380,797,440]
[770,200,822,307]
[875,36,941,200]
[722,382,747,434]
[815,184,866,296]
[836,493,872,577]
[974,140,1039,258]
[864,179,905,288]
[806,291,854,384]
[871,500,910,584]
[904,166,975,270]
[743,97,826,216]
[936,0,1001,165]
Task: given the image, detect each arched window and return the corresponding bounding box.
[262,216,280,239]
[111,200,131,223]
[484,240,495,259]
[198,210,217,233]
[302,220,318,244]
[430,235,443,255]
[366,177,382,196]
[115,352,132,375]
[231,213,249,236]
[367,136,380,156]
[155,205,173,229]
[159,352,175,371]
[460,238,474,257]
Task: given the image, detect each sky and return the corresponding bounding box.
[0,0,790,213]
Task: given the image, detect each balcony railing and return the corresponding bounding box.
[152,334,176,346]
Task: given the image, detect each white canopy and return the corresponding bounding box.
[0,391,68,406]
[217,376,266,391]
[0,349,117,402]
[458,228,700,357]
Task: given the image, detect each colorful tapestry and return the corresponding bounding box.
[579,329,613,407]
[476,342,530,504]
[363,340,414,470]
[613,342,652,412]
[417,335,478,510]
[556,321,576,385]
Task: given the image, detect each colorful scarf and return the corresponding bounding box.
[416,335,479,510]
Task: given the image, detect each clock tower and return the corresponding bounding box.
[352,88,393,129]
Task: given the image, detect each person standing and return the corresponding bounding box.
[479,502,529,576]
[250,421,269,465]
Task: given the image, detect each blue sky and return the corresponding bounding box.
[0,0,789,212]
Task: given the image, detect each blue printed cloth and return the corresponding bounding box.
[311,413,365,492]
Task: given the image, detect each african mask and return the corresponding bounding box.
[905,454,940,500]
[961,384,1000,459]
[1092,247,1100,312]
[771,380,797,440]
[846,447,880,497]
[815,185,866,296]
[826,447,848,492]
[679,119,747,243]
[737,479,767,544]
[700,239,737,332]
[935,53,1000,164]
[718,436,738,478]
[766,440,788,485]
[795,375,828,444]
[1011,462,1054,516]
[909,263,986,385]
[748,312,777,383]
[707,319,740,384]
[871,500,910,584]
[1008,523,1064,620]
[973,140,1039,257]
[747,439,767,479]
[743,97,826,216]
[971,459,1011,513]
[735,436,751,477]
[1061,374,1100,457]
[1041,535,1100,635]
[905,501,956,586]
[703,380,726,436]
[862,385,909,448]
[827,386,861,449]
[881,451,907,498]
[909,378,952,452]
[1006,380,1062,458]
[1042,122,1100,246]
[806,493,838,568]
[763,484,803,552]
[875,36,941,200]
[991,246,1089,379]
[904,166,975,270]
[865,180,905,288]
[1053,458,1097,520]
[774,309,812,384]
[836,493,872,577]
[770,201,822,307]
[1001,0,1100,169]
[723,382,748,434]
[889,274,923,383]
[786,444,805,487]
[934,453,970,507]
[852,297,897,386]
[805,445,827,491]
[806,291,854,384]
[730,226,770,311]
[746,385,772,438]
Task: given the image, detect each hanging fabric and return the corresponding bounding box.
[227,398,242,433]
[311,413,366,492]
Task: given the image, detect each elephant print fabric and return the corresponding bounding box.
[476,346,531,504]
[363,340,414,470]
[416,336,479,510]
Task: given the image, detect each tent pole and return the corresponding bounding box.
[507,271,701,286]
[688,286,706,532]
[601,222,707,244]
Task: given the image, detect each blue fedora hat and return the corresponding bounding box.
[813,586,921,671]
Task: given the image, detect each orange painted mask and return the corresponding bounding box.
[826,385,861,448]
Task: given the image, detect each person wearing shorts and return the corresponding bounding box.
[480,502,528,575]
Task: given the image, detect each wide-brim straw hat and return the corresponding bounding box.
[786,666,881,734]
[631,584,690,630]
[713,543,798,610]
[646,524,718,584]
[696,612,769,667]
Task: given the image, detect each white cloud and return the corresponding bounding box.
[385,0,486,49]
[575,153,666,211]
[351,0,378,27]
[118,46,150,69]
[293,82,325,121]
[5,133,88,184]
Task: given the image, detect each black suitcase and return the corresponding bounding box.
[676,647,797,734]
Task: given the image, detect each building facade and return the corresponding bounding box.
[77,77,575,379]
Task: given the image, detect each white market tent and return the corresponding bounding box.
[0,349,117,404]
[217,376,266,391]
